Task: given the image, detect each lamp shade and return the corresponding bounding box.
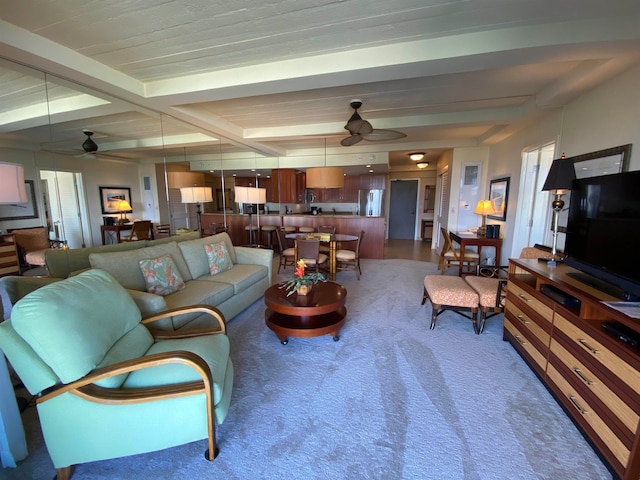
[234,186,265,204]
[180,186,213,204]
[542,158,576,193]
[113,199,132,212]
[306,167,345,189]
[234,186,249,204]
[474,200,494,216]
[0,162,28,204]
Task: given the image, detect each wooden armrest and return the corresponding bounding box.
[39,350,214,405]
[141,304,227,335]
[477,264,509,279]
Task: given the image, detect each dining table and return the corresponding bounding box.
[449,231,503,277]
[286,232,358,281]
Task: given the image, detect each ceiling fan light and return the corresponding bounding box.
[417,162,429,169]
[409,152,425,161]
[306,167,345,189]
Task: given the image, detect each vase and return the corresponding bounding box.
[297,284,311,296]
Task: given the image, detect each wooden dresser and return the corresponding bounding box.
[504,258,640,480]
[0,233,20,277]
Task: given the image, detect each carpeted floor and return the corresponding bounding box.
[5,259,612,479]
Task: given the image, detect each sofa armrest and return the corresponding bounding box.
[235,246,273,280]
[0,276,62,305]
[125,289,168,317]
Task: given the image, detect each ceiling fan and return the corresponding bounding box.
[43,129,127,160]
[340,99,407,146]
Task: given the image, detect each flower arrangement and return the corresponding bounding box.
[280,260,326,296]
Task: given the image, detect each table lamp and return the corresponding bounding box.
[107,199,132,225]
[541,155,576,266]
[474,200,494,236]
[180,186,213,236]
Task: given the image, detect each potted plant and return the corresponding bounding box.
[280,260,325,296]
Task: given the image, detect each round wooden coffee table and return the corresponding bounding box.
[264,281,347,344]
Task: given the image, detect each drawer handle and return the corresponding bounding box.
[568,395,588,415]
[514,335,526,346]
[572,368,593,386]
[516,314,528,325]
[578,339,599,355]
[518,294,530,303]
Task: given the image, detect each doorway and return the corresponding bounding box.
[40,170,90,248]
[388,179,418,239]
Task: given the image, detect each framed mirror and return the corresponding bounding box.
[572,144,632,179]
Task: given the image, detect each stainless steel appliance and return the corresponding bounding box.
[359,189,384,216]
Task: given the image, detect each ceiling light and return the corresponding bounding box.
[417,162,429,169]
[306,138,345,189]
[409,152,425,161]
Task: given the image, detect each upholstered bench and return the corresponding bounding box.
[422,275,480,334]
[464,275,507,334]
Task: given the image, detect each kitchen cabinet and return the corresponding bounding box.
[272,168,305,204]
[360,174,386,190]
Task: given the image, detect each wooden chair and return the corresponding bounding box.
[10,226,67,272]
[124,220,152,242]
[437,227,479,275]
[295,238,328,273]
[275,227,296,273]
[336,230,364,280]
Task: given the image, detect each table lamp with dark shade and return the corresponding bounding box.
[541,154,576,265]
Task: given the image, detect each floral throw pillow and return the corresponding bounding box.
[205,242,234,275]
[138,255,186,296]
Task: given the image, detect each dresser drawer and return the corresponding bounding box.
[547,362,630,473]
[505,301,551,348]
[504,316,547,374]
[550,337,639,436]
[553,314,640,391]
[507,282,553,325]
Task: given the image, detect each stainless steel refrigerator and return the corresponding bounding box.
[359,189,385,216]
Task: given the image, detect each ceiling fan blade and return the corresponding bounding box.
[362,129,407,141]
[345,116,373,135]
[340,134,363,146]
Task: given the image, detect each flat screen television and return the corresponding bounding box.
[564,169,640,301]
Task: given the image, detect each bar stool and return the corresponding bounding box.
[261,225,277,251]
[245,224,259,246]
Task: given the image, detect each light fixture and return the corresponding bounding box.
[0,162,28,204]
[409,152,425,161]
[306,139,345,189]
[474,200,495,236]
[107,198,133,225]
[180,186,213,236]
[416,162,429,169]
[541,154,576,266]
[234,186,266,247]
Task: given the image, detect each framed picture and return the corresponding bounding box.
[572,144,631,179]
[0,180,39,220]
[488,177,510,221]
[99,186,132,214]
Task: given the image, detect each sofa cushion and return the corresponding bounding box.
[89,242,192,291]
[178,232,237,279]
[163,279,235,329]
[205,242,234,275]
[195,264,268,295]
[11,270,151,384]
[139,255,186,296]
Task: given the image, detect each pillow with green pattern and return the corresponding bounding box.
[138,255,186,295]
[205,242,234,275]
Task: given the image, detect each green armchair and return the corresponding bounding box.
[0,269,233,480]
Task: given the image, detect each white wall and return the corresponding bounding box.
[486,64,640,259]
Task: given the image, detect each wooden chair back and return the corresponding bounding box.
[318,225,336,234]
[126,221,152,242]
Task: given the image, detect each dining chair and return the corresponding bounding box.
[336,230,364,279]
[276,227,296,273]
[295,238,328,273]
[438,227,479,275]
[317,225,336,252]
[123,220,152,242]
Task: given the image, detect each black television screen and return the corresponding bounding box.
[565,169,640,301]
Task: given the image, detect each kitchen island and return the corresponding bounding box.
[201,213,385,259]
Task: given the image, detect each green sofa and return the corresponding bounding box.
[3,232,273,330]
[0,269,233,479]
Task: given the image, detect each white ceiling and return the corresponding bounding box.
[1,0,639,173]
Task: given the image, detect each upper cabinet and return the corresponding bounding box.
[360,174,386,190]
[272,168,305,204]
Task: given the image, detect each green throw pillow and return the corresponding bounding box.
[138,255,186,295]
[205,242,234,275]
